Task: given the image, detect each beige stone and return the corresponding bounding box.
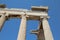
[0,6,54,40]
[0,14,6,31]
[17,15,27,40]
[42,18,54,40]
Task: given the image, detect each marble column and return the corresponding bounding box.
[42,18,54,40]
[37,21,45,40]
[17,15,27,40]
[0,14,6,31]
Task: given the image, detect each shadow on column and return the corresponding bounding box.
[31,21,45,40]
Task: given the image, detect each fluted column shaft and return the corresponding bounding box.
[0,14,6,31]
[17,15,27,40]
[42,18,54,40]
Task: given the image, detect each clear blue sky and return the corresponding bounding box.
[0,0,60,40]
